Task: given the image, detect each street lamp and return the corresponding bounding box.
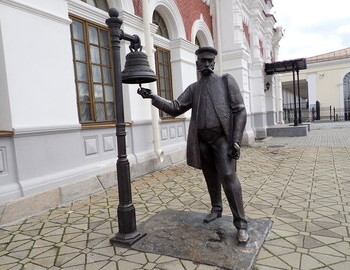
[106,8,157,247]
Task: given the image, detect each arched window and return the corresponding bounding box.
[344,72,350,110]
[81,0,109,12]
[153,10,173,119]
[153,10,169,39]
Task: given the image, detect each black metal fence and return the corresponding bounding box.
[283,103,350,123]
[314,106,350,121]
[283,102,309,123]
[283,107,310,123]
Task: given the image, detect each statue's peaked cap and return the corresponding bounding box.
[195,46,218,56]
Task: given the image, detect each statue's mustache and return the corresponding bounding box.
[199,67,214,73]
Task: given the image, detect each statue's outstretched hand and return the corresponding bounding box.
[228,142,241,160]
[137,87,153,99]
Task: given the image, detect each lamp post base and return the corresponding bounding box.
[110,231,146,247]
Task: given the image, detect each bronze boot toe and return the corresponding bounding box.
[237,229,249,243]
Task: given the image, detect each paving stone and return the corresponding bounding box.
[117,259,144,270]
[263,245,295,256]
[309,245,345,257]
[300,254,324,269]
[86,252,110,263]
[145,252,161,263]
[86,261,109,270]
[331,261,350,270]
[144,261,157,270]
[330,242,350,255]
[303,236,325,249]
[8,250,30,260]
[0,254,20,265]
[124,252,148,264]
[60,265,85,270]
[256,256,291,269]
[278,252,301,268]
[22,263,47,270]
[309,252,345,265]
[6,239,34,252]
[31,257,56,268]
[2,122,350,269]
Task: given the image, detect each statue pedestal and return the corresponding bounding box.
[132,209,272,270]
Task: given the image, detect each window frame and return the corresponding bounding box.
[154,46,174,119]
[70,14,116,125]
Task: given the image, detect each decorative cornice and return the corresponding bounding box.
[67,0,108,25]
[119,10,144,31]
[13,125,82,137]
[0,0,71,25]
[222,48,251,62]
[154,35,171,50]
[170,38,198,53]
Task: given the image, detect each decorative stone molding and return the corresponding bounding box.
[170,38,198,53]
[67,0,108,25]
[13,125,81,137]
[119,10,144,31]
[191,14,214,47]
[0,0,71,25]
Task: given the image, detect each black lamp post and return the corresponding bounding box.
[106,8,156,247]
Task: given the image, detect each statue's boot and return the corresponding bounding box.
[237,229,249,243]
[203,210,222,223]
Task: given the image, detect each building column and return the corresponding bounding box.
[274,74,284,124]
[216,0,255,145]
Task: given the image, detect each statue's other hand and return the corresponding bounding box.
[228,142,240,160]
[137,87,153,99]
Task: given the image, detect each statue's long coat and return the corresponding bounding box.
[152,73,247,169]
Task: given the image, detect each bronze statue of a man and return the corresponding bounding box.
[138,46,249,243]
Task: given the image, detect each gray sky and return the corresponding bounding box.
[272,0,350,60]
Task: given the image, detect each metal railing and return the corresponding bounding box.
[283,102,309,123]
[313,106,350,121]
[283,105,350,123]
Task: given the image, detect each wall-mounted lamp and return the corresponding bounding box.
[264,82,271,92]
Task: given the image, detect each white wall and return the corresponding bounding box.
[0,0,79,130]
[0,19,12,131]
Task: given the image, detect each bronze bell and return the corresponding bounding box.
[122,49,157,84]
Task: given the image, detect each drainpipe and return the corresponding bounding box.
[142,0,164,162]
[215,0,223,74]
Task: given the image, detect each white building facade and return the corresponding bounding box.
[0,0,282,210]
[280,48,350,123]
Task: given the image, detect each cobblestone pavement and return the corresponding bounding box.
[1,122,350,269]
